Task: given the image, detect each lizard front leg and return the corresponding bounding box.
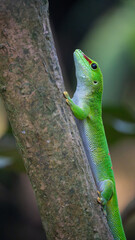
[63,91,90,120]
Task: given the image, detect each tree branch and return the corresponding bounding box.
[0,0,112,239]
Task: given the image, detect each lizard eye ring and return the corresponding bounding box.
[93,81,98,84]
[91,63,97,69]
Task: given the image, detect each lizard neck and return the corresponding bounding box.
[75,84,103,118]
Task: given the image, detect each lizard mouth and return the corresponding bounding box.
[74,49,92,65]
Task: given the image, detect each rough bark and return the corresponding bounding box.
[0,0,113,239]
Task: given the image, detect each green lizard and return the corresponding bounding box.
[63,49,126,240]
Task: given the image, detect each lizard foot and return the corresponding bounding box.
[97,190,107,206]
[63,91,73,106]
[97,191,107,215]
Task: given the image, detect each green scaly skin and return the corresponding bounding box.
[63,49,126,240]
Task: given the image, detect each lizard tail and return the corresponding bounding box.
[106,194,126,240]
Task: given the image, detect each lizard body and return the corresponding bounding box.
[63,49,126,240]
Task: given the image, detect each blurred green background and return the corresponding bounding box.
[0,0,135,239]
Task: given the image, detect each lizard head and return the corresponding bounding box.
[73,49,103,97]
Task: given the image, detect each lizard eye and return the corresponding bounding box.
[91,63,97,69]
[93,81,98,84]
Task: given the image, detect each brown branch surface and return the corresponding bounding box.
[0,0,113,239]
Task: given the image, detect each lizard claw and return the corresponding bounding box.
[66,99,70,105]
[97,190,102,204]
[97,196,102,204]
[97,190,101,196]
[63,91,69,98]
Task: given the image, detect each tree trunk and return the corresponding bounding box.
[0,0,113,239]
